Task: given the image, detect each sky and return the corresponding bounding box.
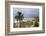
[13,8,39,20]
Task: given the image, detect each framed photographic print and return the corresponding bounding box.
[5,0,45,36]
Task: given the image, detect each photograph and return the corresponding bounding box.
[13,8,39,28]
[5,1,45,35]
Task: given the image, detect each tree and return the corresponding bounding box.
[15,11,24,27]
[34,16,39,27]
[34,16,39,21]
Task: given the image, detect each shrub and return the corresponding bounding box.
[34,21,39,27]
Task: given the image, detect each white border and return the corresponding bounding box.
[10,5,42,32]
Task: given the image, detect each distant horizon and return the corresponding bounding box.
[14,18,35,23]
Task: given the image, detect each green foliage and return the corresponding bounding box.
[34,21,39,27]
[15,12,24,21]
[32,16,39,27]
